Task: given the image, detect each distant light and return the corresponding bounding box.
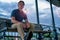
[38,1,50,10]
[23,9,28,14]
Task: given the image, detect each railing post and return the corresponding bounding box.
[35,0,43,40]
[49,0,58,40]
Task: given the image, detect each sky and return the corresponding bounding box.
[0,0,60,27]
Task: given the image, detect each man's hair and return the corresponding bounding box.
[18,1,25,5]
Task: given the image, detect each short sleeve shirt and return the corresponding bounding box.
[11,9,27,22]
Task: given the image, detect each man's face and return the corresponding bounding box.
[18,2,24,9]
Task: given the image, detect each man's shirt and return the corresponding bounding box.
[11,9,27,22]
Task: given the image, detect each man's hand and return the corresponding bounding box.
[26,22,30,28]
[24,19,30,28]
[22,22,30,28]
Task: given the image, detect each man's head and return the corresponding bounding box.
[18,1,25,10]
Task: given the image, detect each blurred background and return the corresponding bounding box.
[0,0,60,40]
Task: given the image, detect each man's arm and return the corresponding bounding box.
[23,12,30,28]
[25,19,30,28]
[11,17,18,24]
[11,10,20,24]
[11,17,23,24]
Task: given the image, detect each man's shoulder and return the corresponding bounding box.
[12,9,19,11]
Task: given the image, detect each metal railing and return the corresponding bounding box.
[0,18,60,40]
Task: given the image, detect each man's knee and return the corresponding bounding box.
[30,23,35,28]
[29,23,35,32]
[11,23,22,28]
[11,24,17,28]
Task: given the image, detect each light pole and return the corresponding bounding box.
[49,0,58,40]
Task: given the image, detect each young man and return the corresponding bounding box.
[11,1,34,40]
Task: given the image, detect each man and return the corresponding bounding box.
[11,1,34,40]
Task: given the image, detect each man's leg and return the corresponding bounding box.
[26,23,35,40]
[12,23,24,40]
[29,23,35,32]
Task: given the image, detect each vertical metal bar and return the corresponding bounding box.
[48,27,52,40]
[35,0,39,24]
[3,22,7,40]
[35,0,43,40]
[49,0,58,40]
[3,31,5,40]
